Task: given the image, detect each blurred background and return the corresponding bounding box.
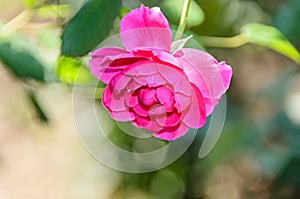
[0,0,300,198]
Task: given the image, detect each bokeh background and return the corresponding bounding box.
[0,0,300,198]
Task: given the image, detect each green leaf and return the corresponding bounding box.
[170,35,193,53]
[0,42,44,81]
[61,0,122,57]
[56,56,94,84]
[241,23,300,64]
[161,0,205,28]
[38,4,70,19]
[179,29,205,51]
[120,7,130,18]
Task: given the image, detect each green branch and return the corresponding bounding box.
[0,9,34,37]
[174,0,191,41]
[199,34,249,48]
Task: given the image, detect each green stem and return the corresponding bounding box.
[0,9,34,37]
[56,0,63,26]
[200,34,249,48]
[174,0,191,41]
[26,89,49,123]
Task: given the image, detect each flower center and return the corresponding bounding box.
[135,85,175,112]
[137,87,158,107]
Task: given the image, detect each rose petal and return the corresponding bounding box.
[124,92,139,107]
[134,114,151,127]
[127,80,143,91]
[133,50,182,69]
[120,5,172,51]
[153,131,174,141]
[157,64,192,96]
[172,123,189,140]
[110,95,128,112]
[155,111,181,127]
[182,84,206,128]
[149,104,166,117]
[138,87,158,106]
[174,48,232,115]
[174,93,191,112]
[157,86,174,112]
[125,62,158,76]
[111,110,135,121]
[102,86,112,111]
[134,113,163,133]
[89,48,151,83]
[89,47,127,62]
[102,86,135,121]
[153,50,182,69]
[109,72,131,95]
[122,61,167,87]
[133,103,149,117]
[133,73,167,87]
[219,61,232,89]
[89,47,128,83]
[145,121,163,133]
[102,84,128,112]
[153,123,189,141]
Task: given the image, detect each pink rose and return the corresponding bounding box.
[89,5,232,141]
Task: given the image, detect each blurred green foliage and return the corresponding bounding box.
[38,4,70,19]
[161,0,204,28]
[193,0,267,36]
[241,23,300,64]
[61,0,122,56]
[27,89,49,122]
[273,0,300,47]
[0,42,45,81]
[22,0,39,8]
[56,56,94,84]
